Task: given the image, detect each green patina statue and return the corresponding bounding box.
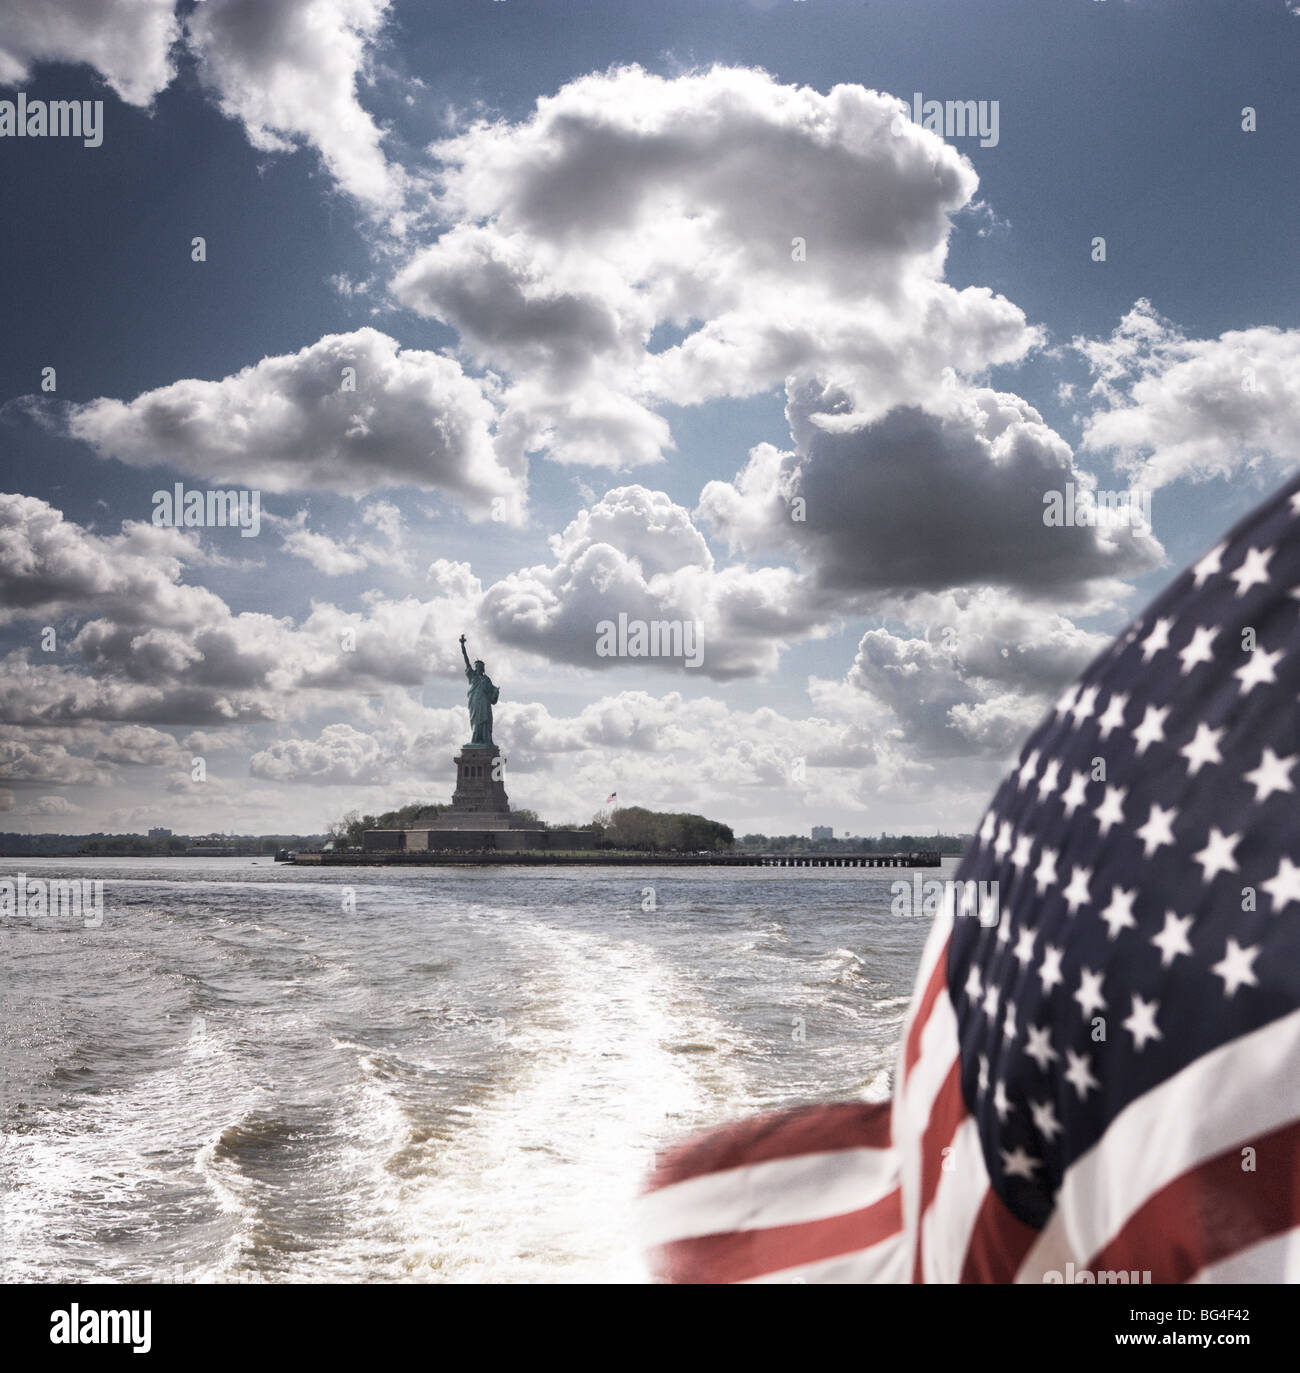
[459,634,499,748]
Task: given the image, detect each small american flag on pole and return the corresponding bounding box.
[642,475,1300,1284]
[606,792,618,804]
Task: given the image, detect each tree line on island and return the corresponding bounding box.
[327,803,735,852]
[326,805,967,856]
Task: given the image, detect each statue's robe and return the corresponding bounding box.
[466,668,499,746]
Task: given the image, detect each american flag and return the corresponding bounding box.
[642,475,1300,1283]
[606,792,618,804]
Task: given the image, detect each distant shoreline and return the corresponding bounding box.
[292,850,945,868]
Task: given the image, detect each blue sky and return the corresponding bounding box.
[4,0,1300,837]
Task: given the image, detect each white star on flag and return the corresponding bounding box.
[1036,758,1061,800]
[1193,827,1240,882]
[1094,784,1127,837]
[1017,750,1040,790]
[1262,856,1300,913]
[1096,691,1129,740]
[1024,1025,1058,1070]
[1123,995,1163,1050]
[1132,704,1169,756]
[1150,911,1195,967]
[1178,624,1218,673]
[1139,617,1172,662]
[1243,748,1295,803]
[1032,847,1058,895]
[1236,646,1282,694]
[1190,541,1224,587]
[1211,939,1259,997]
[1070,685,1099,726]
[1229,545,1272,596]
[1180,722,1224,776]
[1059,771,1089,817]
[1001,1146,1039,1180]
[1031,1100,1064,1141]
[1073,968,1107,1018]
[1099,886,1139,940]
[1135,802,1177,857]
[1061,864,1093,914]
[1063,1049,1100,1100]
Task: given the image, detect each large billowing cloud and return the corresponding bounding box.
[186,0,405,212]
[0,723,185,812]
[393,64,1038,470]
[249,721,389,783]
[1077,298,1300,489]
[67,329,521,516]
[4,737,112,787]
[0,0,179,106]
[480,485,820,679]
[843,588,1108,759]
[0,492,232,628]
[699,381,1165,597]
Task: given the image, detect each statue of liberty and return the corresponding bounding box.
[459,635,499,747]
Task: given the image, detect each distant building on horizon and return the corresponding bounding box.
[148,827,172,838]
[810,825,833,841]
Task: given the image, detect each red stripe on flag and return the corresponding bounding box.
[911,1060,969,1281]
[904,943,950,1082]
[651,1189,904,1284]
[648,1101,892,1193]
[1088,1116,1300,1283]
[959,1186,1041,1283]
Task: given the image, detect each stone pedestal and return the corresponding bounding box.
[362,740,586,852]
[416,744,533,832]
[448,745,510,817]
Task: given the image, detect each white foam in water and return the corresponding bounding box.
[3,1018,269,1284]
[390,922,751,1283]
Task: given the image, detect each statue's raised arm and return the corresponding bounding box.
[459,636,497,747]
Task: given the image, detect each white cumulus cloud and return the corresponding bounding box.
[699,380,1165,598]
[67,329,520,516]
[480,485,820,679]
[186,0,406,212]
[0,0,179,106]
[1077,298,1300,489]
[394,64,1039,471]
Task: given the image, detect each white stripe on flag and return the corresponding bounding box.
[1188,1228,1300,1283]
[901,900,954,1067]
[919,1115,990,1283]
[1016,1006,1300,1282]
[894,981,962,1267]
[639,1145,900,1246]
[743,1231,910,1284]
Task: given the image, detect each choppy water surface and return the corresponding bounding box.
[0,856,951,1282]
